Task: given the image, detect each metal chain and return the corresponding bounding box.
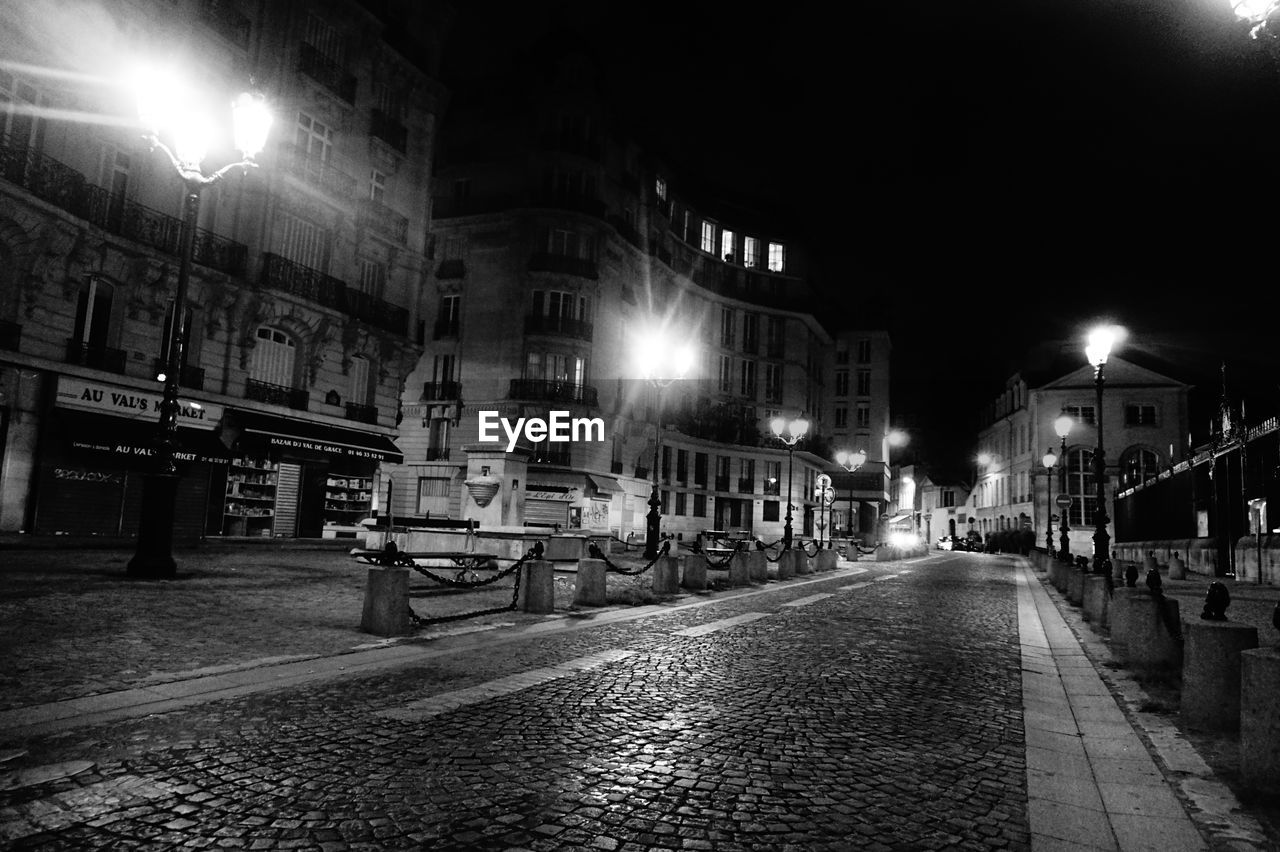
[593,539,671,575]
[407,543,538,628]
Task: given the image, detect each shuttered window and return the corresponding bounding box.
[249,327,296,387]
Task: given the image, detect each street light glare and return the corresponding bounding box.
[1234,0,1280,26]
[232,91,272,159]
[1054,414,1073,438]
[1085,325,1118,368]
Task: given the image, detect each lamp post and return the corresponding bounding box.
[814,473,835,549]
[128,84,272,579]
[835,448,867,544]
[771,414,809,550]
[1086,326,1119,573]
[1043,449,1058,554]
[1054,414,1072,562]
[635,330,696,560]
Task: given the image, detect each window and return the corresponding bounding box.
[834,407,848,428]
[738,459,755,493]
[427,417,449,458]
[417,476,451,512]
[295,111,332,162]
[1,72,43,152]
[764,461,781,495]
[438,294,460,335]
[694,452,708,487]
[835,371,849,397]
[1122,448,1161,487]
[764,363,782,404]
[1064,405,1096,426]
[304,11,344,62]
[721,229,735,261]
[358,258,386,296]
[661,490,671,515]
[1125,404,1157,426]
[655,176,667,200]
[835,349,849,366]
[693,493,706,517]
[675,492,687,516]
[720,307,735,347]
[72,276,115,353]
[767,241,785,272]
[718,355,733,393]
[740,360,756,399]
[766,316,784,356]
[856,338,872,363]
[370,169,386,202]
[856,404,870,428]
[249,327,297,387]
[942,490,956,508]
[856,370,871,396]
[715,455,731,490]
[532,290,589,323]
[701,221,716,253]
[349,355,370,406]
[741,313,758,354]
[763,501,780,522]
[525,351,585,386]
[432,354,455,384]
[278,211,329,271]
[743,236,759,268]
[1067,448,1098,527]
[676,449,688,483]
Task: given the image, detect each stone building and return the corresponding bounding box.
[0,0,451,539]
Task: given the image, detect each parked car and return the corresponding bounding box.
[937,535,970,552]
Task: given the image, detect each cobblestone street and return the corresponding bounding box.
[1,552,1272,850]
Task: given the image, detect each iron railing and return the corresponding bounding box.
[151,359,206,391]
[507,379,598,407]
[425,447,451,461]
[246,378,308,410]
[714,476,731,492]
[297,42,356,102]
[259,254,408,336]
[530,445,571,466]
[345,402,378,424]
[422,381,460,401]
[278,145,357,198]
[356,197,408,243]
[523,313,593,341]
[65,340,126,374]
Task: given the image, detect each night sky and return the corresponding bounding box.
[440,1,1280,476]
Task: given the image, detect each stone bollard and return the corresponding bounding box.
[360,566,412,636]
[1047,558,1062,591]
[1108,587,1145,656]
[652,555,679,595]
[746,550,768,583]
[519,560,555,613]
[776,548,797,580]
[1067,567,1085,606]
[795,549,813,575]
[573,558,608,606]
[680,553,708,591]
[815,549,838,572]
[1182,621,1258,731]
[1053,560,1070,594]
[1241,647,1280,790]
[1168,552,1187,581]
[1083,576,1109,627]
[1143,551,1160,574]
[875,545,892,562]
[727,551,751,587]
[1115,594,1183,673]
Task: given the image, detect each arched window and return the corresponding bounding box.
[1066,448,1097,528]
[1121,447,1161,488]
[248,326,296,388]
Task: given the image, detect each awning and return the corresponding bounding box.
[53,409,231,465]
[586,474,623,494]
[227,410,403,463]
[886,513,912,524]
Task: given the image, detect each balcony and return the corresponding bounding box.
[199,0,250,49]
[529,191,606,219]
[65,340,126,374]
[606,214,643,249]
[369,108,407,154]
[436,258,465,279]
[523,313,593,341]
[714,475,731,492]
[345,402,378,424]
[610,460,623,474]
[507,379,598,407]
[0,319,20,351]
[425,447,451,461]
[297,42,357,103]
[530,445,571,466]
[356,197,408,244]
[527,253,598,280]
[635,466,650,480]
[422,381,460,401]
[763,482,781,496]
[279,145,357,199]
[246,379,308,411]
[738,478,754,494]
[259,254,408,336]
[151,359,206,391]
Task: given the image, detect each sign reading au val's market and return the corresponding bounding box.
[55,377,223,429]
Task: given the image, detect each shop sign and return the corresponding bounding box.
[56,377,221,429]
[526,488,579,502]
[263,435,388,459]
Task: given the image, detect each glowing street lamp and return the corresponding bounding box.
[1043,449,1058,554]
[634,328,696,560]
[835,448,867,542]
[128,77,272,580]
[1086,325,1120,573]
[770,414,809,549]
[1054,413,1073,561]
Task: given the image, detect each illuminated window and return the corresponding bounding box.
[1121,447,1161,487]
[1064,405,1096,426]
[767,241,785,272]
[1066,449,1098,527]
[743,236,759,267]
[701,221,715,253]
[721,229,735,261]
[655,176,667,200]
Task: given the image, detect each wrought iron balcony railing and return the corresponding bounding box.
[297,42,357,103]
[530,445,571,466]
[259,254,408,336]
[279,145,357,199]
[714,476,731,492]
[65,340,126,374]
[344,402,378,424]
[738,478,754,494]
[370,108,408,153]
[0,319,20,351]
[356,197,408,244]
[245,378,309,411]
[422,381,460,401]
[151,359,206,391]
[527,253,598,280]
[507,379,598,407]
[425,447,451,461]
[523,313,593,341]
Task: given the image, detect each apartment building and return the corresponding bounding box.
[0,0,451,538]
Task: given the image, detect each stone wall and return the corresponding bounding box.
[1114,536,1279,584]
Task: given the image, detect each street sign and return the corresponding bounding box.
[1055,494,1073,509]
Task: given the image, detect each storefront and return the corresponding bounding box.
[35,377,229,540]
[525,473,623,531]
[218,409,403,539]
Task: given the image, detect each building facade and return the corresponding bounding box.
[968,351,1190,558]
[389,45,892,544]
[0,0,451,538]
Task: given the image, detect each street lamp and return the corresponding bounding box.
[1086,325,1119,573]
[835,448,867,542]
[1054,413,1072,561]
[128,80,272,579]
[770,414,809,549]
[1043,449,1058,554]
[814,473,835,549]
[634,328,696,560]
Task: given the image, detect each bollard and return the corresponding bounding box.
[777,548,797,580]
[875,545,892,562]
[1115,593,1183,674]
[727,551,751,587]
[360,566,412,636]
[1067,566,1085,606]
[1048,558,1063,591]
[652,555,679,595]
[680,553,708,591]
[1168,552,1187,581]
[1083,575,1109,628]
[573,558,608,606]
[1182,621,1258,731]
[1113,557,1127,586]
[1143,551,1159,574]
[1108,587,1146,657]
[795,549,813,575]
[815,549,838,572]
[1241,647,1280,790]
[746,549,768,583]
[518,560,555,613]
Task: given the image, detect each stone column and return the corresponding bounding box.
[360,567,412,636]
[518,560,554,613]
[1083,575,1109,627]
[1182,621,1258,731]
[1241,647,1280,790]
[461,445,530,528]
[573,558,607,606]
